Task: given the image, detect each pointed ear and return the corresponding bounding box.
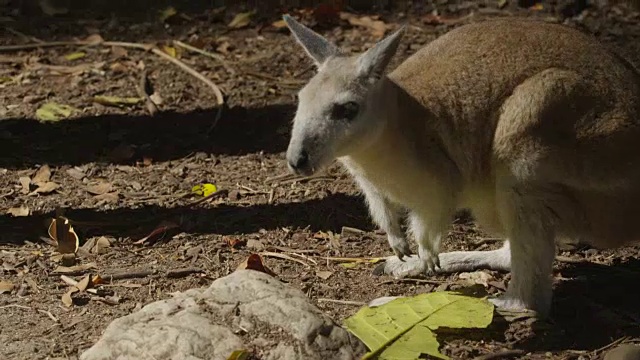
[283,14,340,66]
[356,26,406,80]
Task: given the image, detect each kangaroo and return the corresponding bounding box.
[281,14,640,318]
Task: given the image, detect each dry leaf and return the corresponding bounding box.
[272,19,287,28]
[94,236,111,254]
[316,270,334,280]
[30,181,59,195]
[162,45,177,58]
[62,287,78,306]
[38,0,68,15]
[52,262,97,274]
[19,176,31,194]
[133,221,180,245]
[94,192,119,203]
[0,280,14,294]
[76,275,91,292]
[93,95,142,107]
[85,181,112,195]
[224,237,246,249]
[236,254,276,276]
[340,12,389,38]
[159,6,177,22]
[83,34,104,45]
[48,216,79,254]
[35,102,78,122]
[31,164,51,185]
[228,10,256,29]
[66,167,86,180]
[7,205,30,217]
[458,271,494,287]
[149,92,163,105]
[111,46,128,58]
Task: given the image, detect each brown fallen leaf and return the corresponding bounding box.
[30,181,60,195]
[85,181,112,195]
[236,254,276,277]
[47,216,79,254]
[458,271,494,288]
[316,270,334,280]
[52,262,97,274]
[31,164,51,185]
[111,45,128,59]
[93,236,111,254]
[66,167,86,180]
[133,221,180,245]
[224,236,246,249]
[0,280,15,294]
[19,176,31,194]
[83,33,104,45]
[62,287,78,307]
[76,275,91,292]
[7,205,30,217]
[93,192,120,203]
[340,12,389,38]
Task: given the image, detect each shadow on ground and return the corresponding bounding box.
[0,103,295,169]
[516,258,640,353]
[0,192,372,244]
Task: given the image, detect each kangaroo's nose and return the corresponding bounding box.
[288,150,309,171]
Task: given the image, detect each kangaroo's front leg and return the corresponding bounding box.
[360,183,412,259]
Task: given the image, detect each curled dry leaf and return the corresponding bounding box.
[458,271,494,288]
[236,254,276,277]
[62,287,78,307]
[316,270,334,280]
[83,33,104,45]
[133,221,180,245]
[227,349,251,360]
[111,46,128,59]
[48,216,79,254]
[7,205,30,217]
[52,262,97,275]
[76,275,91,292]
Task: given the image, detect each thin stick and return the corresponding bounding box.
[173,40,235,75]
[379,278,446,286]
[0,304,32,310]
[38,309,59,322]
[187,189,229,207]
[101,269,156,281]
[260,251,312,267]
[317,298,365,306]
[166,267,204,278]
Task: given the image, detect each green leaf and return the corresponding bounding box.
[228,10,256,29]
[64,51,86,61]
[226,349,250,360]
[35,102,78,122]
[343,291,494,360]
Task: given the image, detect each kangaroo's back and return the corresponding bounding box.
[388,18,640,179]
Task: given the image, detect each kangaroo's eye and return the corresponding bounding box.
[331,101,360,121]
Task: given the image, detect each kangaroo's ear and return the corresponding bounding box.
[356,26,406,80]
[283,14,340,67]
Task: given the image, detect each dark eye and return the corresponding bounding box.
[331,101,360,121]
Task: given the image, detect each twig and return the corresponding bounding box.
[317,298,365,306]
[278,175,335,185]
[242,69,306,85]
[265,173,295,183]
[101,269,157,281]
[260,251,312,267]
[173,40,235,75]
[379,278,446,286]
[473,349,525,360]
[591,337,630,356]
[38,309,59,322]
[137,69,159,116]
[0,304,32,310]
[166,267,204,278]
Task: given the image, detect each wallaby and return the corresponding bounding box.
[281,15,640,318]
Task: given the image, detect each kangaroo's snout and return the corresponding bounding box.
[287,150,310,173]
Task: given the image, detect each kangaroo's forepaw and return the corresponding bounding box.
[389,236,412,260]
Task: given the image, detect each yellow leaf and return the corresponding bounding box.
[159,6,177,22]
[192,183,218,197]
[93,95,142,107]
[64,51,86,61]
[228,10,256,29]
[0,280,14,294]
[35,102,78,122]
[529,3,544,10]
[272,19,287,28]
[162,45,177,58]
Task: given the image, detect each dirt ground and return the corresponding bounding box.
[1,1,640,359]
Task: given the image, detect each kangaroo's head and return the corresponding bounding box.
[283,15,405,176]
